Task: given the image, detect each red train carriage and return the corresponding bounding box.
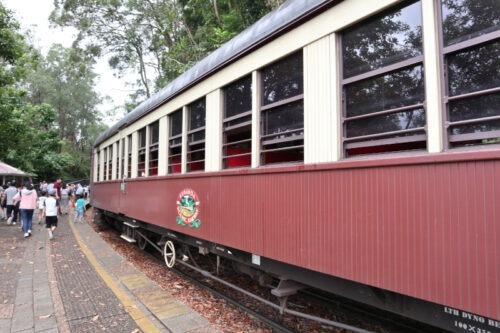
[91,0,500,332]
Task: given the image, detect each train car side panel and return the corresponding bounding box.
[92,152,499,319]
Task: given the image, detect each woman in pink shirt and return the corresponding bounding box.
[16,182,38,238]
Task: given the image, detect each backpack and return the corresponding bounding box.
[14,190,21,209]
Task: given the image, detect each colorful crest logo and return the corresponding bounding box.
[176,189,201,228]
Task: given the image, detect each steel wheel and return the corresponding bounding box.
[163,240,176,268]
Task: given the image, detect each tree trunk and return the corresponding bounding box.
[212,0,221,24]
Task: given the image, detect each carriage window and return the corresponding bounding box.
[96,151,101,181]
[148,121,159,176]
[341,1,426,157]
[115,141,120,179]
[120,138,125,179]
[168,109,183,173]
[223,75,252,169]
[187,98,206,172]
[108,145,113,180]
[441,0,500,147]
[127,135,132,178]
[260,51,304,165]
[137,127,146,177]
[102,149,107,181]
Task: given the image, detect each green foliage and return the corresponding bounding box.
[0,4,23,63]
[0,2,105,182]
[50,0,283,107]
[1,0,289,183]
[24,45,103,181]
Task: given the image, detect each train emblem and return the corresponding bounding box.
[176,189,201,228]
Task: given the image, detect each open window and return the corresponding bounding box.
[341,1,426,157]
[168,109,183,173]
[441,0,500,147]
[223,75,252,168]
[148,121,159,176]
[187,98,206,172]
[137,127,146,177]
[108,146,113,180]
[120,138,125,179]
[102,149,107,180]
[115,141,120,179]
[260,51,304,165]
[96,150,101,181]
[127,135,132,178]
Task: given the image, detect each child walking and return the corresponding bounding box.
[74,195,86,222]
[37,191,47,224]
[42,189,59,240]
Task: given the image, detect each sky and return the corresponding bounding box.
[2,0,128,125]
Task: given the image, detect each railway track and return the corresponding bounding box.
[170,252,445,333]
[171,258,376,333]
[94,216,449,333]
[172,264,297,333]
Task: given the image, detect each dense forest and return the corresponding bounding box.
[0,0,284,182]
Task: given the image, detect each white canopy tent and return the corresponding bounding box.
[0,161,32,186]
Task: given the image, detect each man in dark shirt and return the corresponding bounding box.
[53,178,62,199]
[52,178,62,214]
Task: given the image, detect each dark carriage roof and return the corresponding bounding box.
[95,0,340,146]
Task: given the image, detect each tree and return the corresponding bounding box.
[50,0,285,108]
[0,2,44,173]
[25,45,103,180]
[1,2,104,181]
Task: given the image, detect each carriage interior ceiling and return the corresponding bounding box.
[91,0,500,328]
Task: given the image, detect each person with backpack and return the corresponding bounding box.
[4,182,18,225]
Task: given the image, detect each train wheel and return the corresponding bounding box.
[163,240,176,268]
[137,234,147,250]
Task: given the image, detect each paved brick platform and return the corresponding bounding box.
[0,210,221,333]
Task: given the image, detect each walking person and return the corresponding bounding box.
[74,195,86,222]
[0,185,6,220]
[53,178,62,214]
[37,191,48,224]
[42,189,59,240]
[12,183,23,224]
[17,182,38,238]
[4,182,18,225]
[39,180,48,194]
[60,183,70,215]
[68,184,76,209]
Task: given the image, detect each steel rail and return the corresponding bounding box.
[175,259,374,333]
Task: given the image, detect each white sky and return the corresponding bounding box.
[3,0,128,125]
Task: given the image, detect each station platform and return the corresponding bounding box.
[0,211,222,333]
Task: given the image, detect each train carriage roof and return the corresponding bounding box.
[95,0,340,147]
